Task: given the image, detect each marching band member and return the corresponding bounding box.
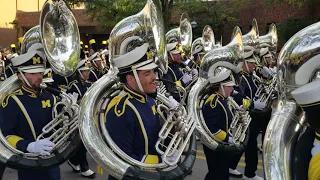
[42,68,54,85]
[67,59,92,101]
[190,44,205,69]
[0,50,59,180]
[234,46,265,180]
[84,45,90,58]
[162,42,195,101]
[4,53,18,78]
[67,59,96,178]
[88,52,108,82]
[105,41,178,180]
[0,60,6,82]
[101,40,108,50]
[290,80,320,180]
[202,68,240,180]
[89,39,99,55]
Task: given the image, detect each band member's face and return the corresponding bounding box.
[94,59,103,69]
[172,53,181,64]
[80,70,90,80]
[222,85,234,97]
[245,61,256,73]
[197,54,204,64]
[22,72,43,90]
[266,57,274,67]
[137,69,157,94]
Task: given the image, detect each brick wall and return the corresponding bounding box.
[0,28,17,48]
[221,0,319,47]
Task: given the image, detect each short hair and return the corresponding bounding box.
[118,71,134,83]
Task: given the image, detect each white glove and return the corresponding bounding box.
[27,139,55,155]
[168,96,179,109]
[191,69,198,76]
[181,74,192,84]
[311,138,320,156]
[228,136,234,144]
[253,100,266,110]
[232,90,239,95]
[260,66,271,79]
[68,92,79,103]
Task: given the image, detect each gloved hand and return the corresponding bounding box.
[260,66,271,79]
[309,136,320,180]
[232,90,239,95]
[168,96,179,109]
[191,69,198,76]
[181,74,192,84]
[228,136,234,144]
[253,99,266,110]
[68,92,79,103]
[27,139,55,155]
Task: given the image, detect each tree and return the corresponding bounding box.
[64,0,244,36]
[175,0,246,38]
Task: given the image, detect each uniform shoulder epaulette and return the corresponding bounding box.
[68,80,79,88]
[205,94,219,109]
[2,89,23,108]
[105,92,131,118]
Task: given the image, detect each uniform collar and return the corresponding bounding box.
[215,92,225,100]
[124,84,147,103]
[21,85,40,98]
[92,65,100,71]
[241,71,251,76]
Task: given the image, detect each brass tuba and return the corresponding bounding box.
[191,25,216,62]
[187,27,245,150]
[166,13,193,58]
[242,18,259,47]
[263,21,320,180]
[259,23,278,55]
[0,0,81,170]
[78,1,196,179]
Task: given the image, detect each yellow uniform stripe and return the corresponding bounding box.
[6,135,23,148]
[144,155,159,164]
[11,95,36,140]
[214,130,227,141]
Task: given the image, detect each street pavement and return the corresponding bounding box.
[2,135,265,180]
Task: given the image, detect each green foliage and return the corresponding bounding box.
[65,0,146,31]
[175,0,244,38]
[65,0,243,35]
[277,17,312,42]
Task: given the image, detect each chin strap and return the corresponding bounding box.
[77,69,86,81]
[220,84,226,97]
[132,66,144,93]
[18,69,32,88]
[244,61,250,72]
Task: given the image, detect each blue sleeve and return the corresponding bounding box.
[238,78,252,100]
[0,97,32,152]
[67,83,82,100]
[105,106,143,161]
[202,104,230,142]
[5,66,14,77]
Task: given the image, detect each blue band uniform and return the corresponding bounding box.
[0,85,60,180]
[105,85,161,165]
[202,92,234,179]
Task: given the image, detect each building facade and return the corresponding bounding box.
[1,0,320,49]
